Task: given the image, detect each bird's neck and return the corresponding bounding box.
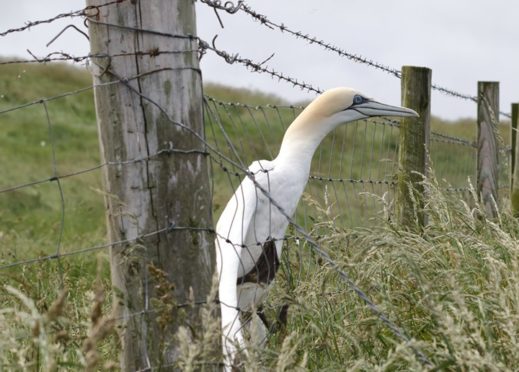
[275,113,338,175]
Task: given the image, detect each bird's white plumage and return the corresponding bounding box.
[215,87,418,370]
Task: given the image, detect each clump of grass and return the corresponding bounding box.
[82,263,116,371]
[1,286,65,371]
[0,256,117,370]
[262,175,519,370]
[175,274,222,371]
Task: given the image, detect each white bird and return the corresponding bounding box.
[215,87,418,369]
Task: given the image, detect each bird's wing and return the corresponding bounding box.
[215,160,274,359]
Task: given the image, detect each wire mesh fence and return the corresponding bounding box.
[0,0,514,370]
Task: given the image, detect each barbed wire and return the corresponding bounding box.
[309,175,396,186]
[4,0,511,122]
[431,131,476,148]
[200,0,512,119]
[238,1,512,120]
[1,0,512,120]
[239,2,402,78]
[18,9,321,96]
[199,36,323,94]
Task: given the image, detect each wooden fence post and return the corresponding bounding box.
[86,1,215,369]
[477,81,500,218]
[396,66,432,230]
[511,103,519,215]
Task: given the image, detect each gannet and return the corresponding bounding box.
[215,87,418,369]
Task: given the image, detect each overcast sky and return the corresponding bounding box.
[1,0,517,120]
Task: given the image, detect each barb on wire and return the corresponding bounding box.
[0,11,83,38]
[200,0,244,29]
[444,186,471,193]
[200,0,243,14]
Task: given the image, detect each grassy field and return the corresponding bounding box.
[0,63,517,370]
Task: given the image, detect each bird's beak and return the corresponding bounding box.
[354,101,419,118]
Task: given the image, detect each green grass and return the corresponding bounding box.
[0,62,516,370]
[265,181,519,370]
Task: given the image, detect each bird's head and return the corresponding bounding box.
[310,87,419,123]
[279,87,420,160]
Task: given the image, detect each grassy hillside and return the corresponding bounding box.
[0,62,516,370]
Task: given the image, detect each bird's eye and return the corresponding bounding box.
[353,95,365,105]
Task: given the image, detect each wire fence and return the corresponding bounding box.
[205,95,510,229]
[0,0,513,370]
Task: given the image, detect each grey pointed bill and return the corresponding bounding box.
[355,101,419,118]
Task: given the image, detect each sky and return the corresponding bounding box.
[1,0,517,120]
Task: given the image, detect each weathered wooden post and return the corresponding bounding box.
[511,103,519,215]
[396,66,432,230]
[477,81,499,218]
[86,0,215,369]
